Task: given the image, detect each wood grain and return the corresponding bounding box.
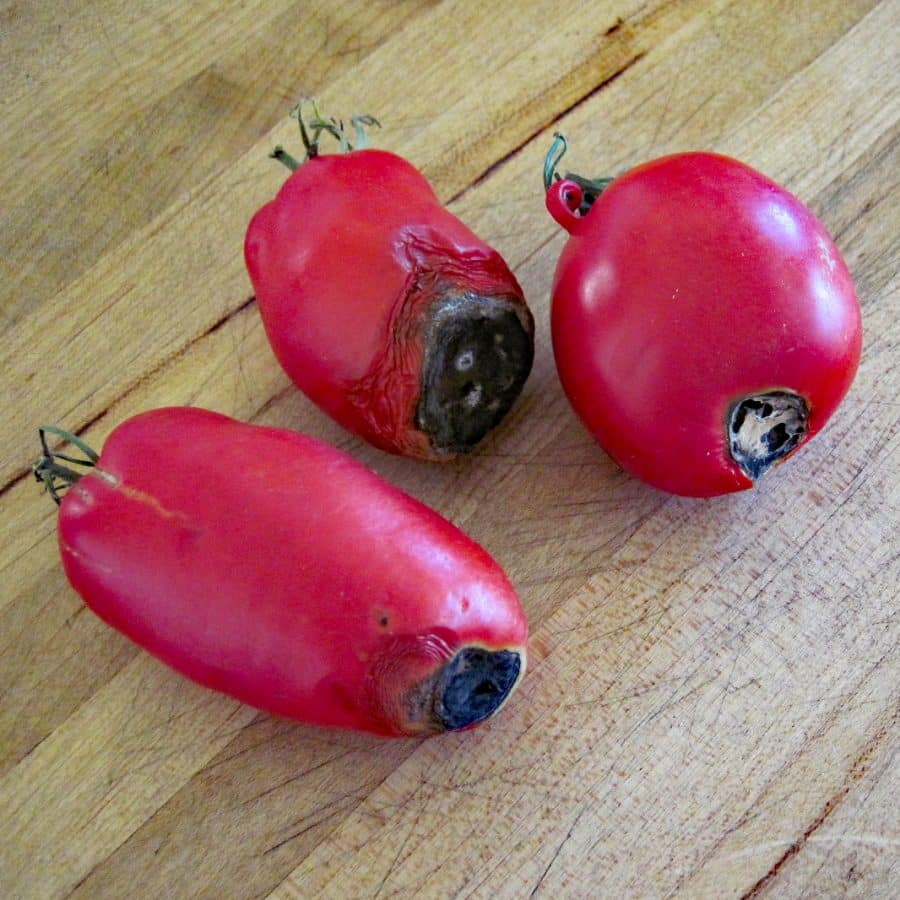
[1,0,898,897]
[0,0,437,324]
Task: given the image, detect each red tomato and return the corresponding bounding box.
[245,111,534,461]
[37,408,528,736]
[545,145,862,497]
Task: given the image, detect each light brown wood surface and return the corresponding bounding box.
[2,1,898,897]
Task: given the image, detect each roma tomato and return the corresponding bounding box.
[544,137,862,497]
[245,102,534,460]
[35,408,528,736]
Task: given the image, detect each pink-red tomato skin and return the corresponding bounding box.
[548,153,862,497]
[245,149,529,459]
[57,408,527,736]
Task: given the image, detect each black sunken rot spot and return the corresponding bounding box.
[729,391,810,482]
[433,647,522,731]
[418,294,534,455]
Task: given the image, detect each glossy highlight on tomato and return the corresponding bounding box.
[36,408,528,736]
[245,103,534,460]
[545,141,862,497]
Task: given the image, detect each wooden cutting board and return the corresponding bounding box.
[2,1,897,897]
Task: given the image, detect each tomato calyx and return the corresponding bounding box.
[728,391,809,482]
[33,426,98,504]
[543,133,615,218]
[269,97,381,171]
[418,293,534,455]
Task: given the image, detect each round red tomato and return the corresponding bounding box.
[545,145,862,497]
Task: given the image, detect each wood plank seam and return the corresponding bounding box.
[666,645,900,895]
[739,695,900,898]
[447,51,649,207]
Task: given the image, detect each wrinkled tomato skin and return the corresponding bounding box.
[245,149,530,459]
[57,408,527,736]
[548,152,862,497]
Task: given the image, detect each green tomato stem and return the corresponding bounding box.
[543,132,617,214]
[269,146,301,171]
[34,425,98,505]
[269,98,381,170]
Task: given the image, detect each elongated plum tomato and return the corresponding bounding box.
[545,142,862,497]
[245,111,534,461]
[36,408,527,736]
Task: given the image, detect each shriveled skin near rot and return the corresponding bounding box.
[245,149,534,460]
[57,408,528,736]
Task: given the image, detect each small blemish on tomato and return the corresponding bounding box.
[379,614,389,628]
[460,597,470,613]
